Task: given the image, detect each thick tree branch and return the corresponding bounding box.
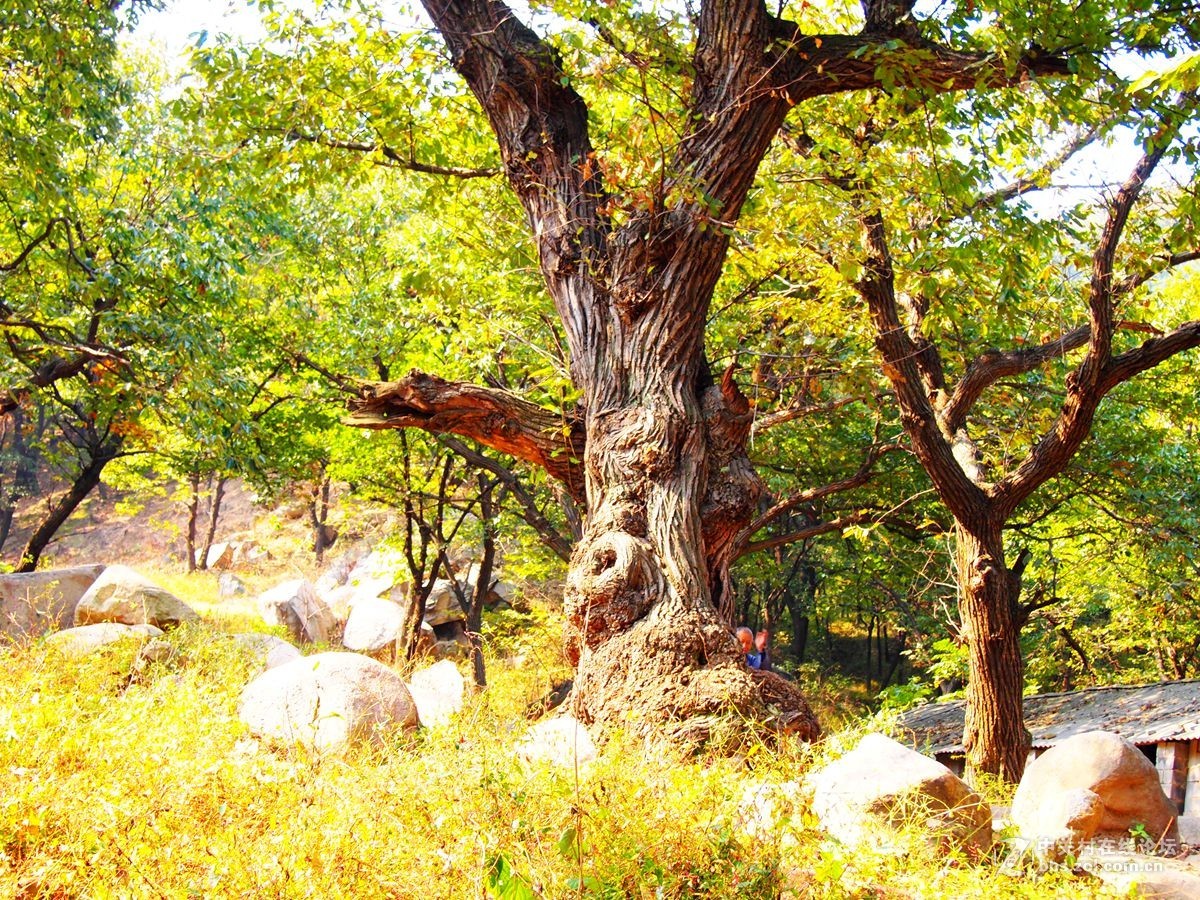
[942,325,1091,433]
[742,441,901,540]
[992,121,1186,518]
[942,318,1183,433]
[767,24,1071,106]
[751,397,857,435]
[738,509,927,557]
[0,218,64,272]
[346,370,585,502]
[858,209,988,522]
[1101,320,1200,390]
[419,0,609,383]
[963,121,1110,215]
[1079,142,1170,384]
[741,515,862,556]
[1114,249,1200,297]
[0,346,125,418]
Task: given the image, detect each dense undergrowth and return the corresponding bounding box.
[1,580,1102,898]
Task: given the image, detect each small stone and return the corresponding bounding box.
[516,715,597,769]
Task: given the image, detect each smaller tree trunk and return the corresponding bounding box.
[199,475,228,570]
[309,470,333,563]
[465,475,496,688]
[957,521,1031,783]
[17,437,120,572]
[185,471,201,573]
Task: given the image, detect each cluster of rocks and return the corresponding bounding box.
[781,730,1200,897]
[0,560,591,765]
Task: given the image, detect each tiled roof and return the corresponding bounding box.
[896,679,1200,756]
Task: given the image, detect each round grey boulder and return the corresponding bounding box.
[239,651,417,753]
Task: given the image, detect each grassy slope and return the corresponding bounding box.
[0,578,1104,899]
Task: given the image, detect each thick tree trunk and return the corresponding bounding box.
[564,368,818,745]
[956,521,1031,782]
[16,437,120,572]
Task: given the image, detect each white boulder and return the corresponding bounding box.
[424,579,467,627]
[231,633,302,670]
[406,659,465,728]
[516,716,598,769]
[342,597,405,657]
[45,622,163,658]
[257,580,334,645]
[808,733,992,855]
[239,652,418,753]
[73,565,199,630]
[0,565,106,639]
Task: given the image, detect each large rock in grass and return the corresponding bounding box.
[0,565,106,639]
[239,652,417,753]
[808,733,992,856]
[406,659,465,728]
[256,580,333,645]
[1012,731,1180,862]
[346,546,408,602]
[1078,847,1200,898]
[231,633,301,670]
[342,597,405,658]
[45,622,163,658]
[218,573,247,599]
[423,578,467,627]
[73,565,199,630]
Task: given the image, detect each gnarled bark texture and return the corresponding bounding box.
[956,523,1030,782]
[346,0,1074,746]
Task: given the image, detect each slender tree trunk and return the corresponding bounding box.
[792,613,809,662]
[0,505,13,555]
[17,437,120,572]
[466,474,496,688]
[309,471,333,563]
[0,406,39,554]
[882,629,906,689]
[956,520,1031,782]
[199,475,227,569]
[185,471,201,573]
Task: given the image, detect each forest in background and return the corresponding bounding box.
[2,0,1199,776]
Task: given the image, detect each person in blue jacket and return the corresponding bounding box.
[736,626,762,669]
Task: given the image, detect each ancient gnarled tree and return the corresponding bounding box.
[346,0,1074,745]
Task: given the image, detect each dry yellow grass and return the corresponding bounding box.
[0,580,1112,899]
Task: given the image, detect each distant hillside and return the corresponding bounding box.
[2,478,395,576]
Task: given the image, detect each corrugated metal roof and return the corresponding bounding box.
[896,679,1200,756]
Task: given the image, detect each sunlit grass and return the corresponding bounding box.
[0,580,1111,899]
